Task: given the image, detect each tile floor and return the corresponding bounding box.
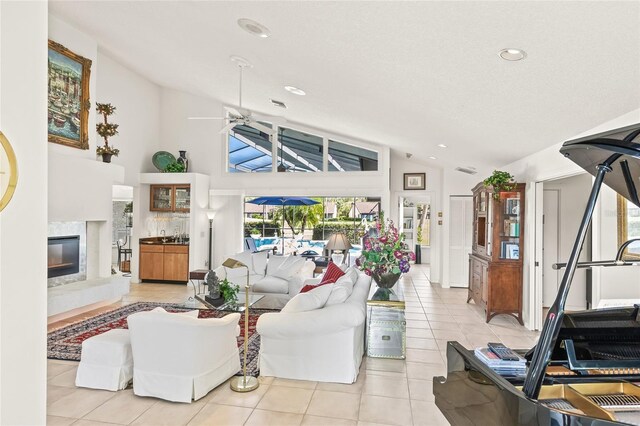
[47,265,538,425]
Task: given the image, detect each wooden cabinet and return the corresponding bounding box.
[139,244,189,282]
[150,184,190,212]
[467,182,525,324]
[163,245,189,281]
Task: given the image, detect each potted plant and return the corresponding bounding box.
[249,227,261,239]
[483,170,516,199]
[219,278,240,304]
[356,218,415,288]
[164,161,185,173]
[95,103,119,163]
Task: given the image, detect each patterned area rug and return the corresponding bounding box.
[47,302,277,377]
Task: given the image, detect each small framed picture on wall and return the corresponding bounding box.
[404,173,426,190]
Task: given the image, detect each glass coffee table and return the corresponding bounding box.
[195,292,264,312]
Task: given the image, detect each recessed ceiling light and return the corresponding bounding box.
[284,86,306,96]
[429,156,437,160]
[237,18,271,38]
[437,144,447,148]
[499,48,527,61]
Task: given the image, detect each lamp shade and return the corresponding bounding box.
[222,258,246,269]
[325,233,352,251]
[206,210,216,221]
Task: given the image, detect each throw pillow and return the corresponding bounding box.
[282,283,334,313]
[325,273,356,306]
[266,255,288,276]
[321,262,346,284]
[252,251,268,276]
[272,256,305,280]
[150,307,199,318]
[299,280,332,294]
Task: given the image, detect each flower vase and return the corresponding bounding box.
[177,150,189,172]
[371,272,401,289]
[101,153,113,163]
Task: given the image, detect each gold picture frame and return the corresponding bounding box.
[47,40,91,150]
[0,131,18,212]
[617,194,640,260]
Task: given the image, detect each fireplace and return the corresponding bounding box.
[48,235,80,278]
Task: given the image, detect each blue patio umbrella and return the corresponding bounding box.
[248,196,320,254]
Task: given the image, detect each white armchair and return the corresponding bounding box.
[127,309,241,403]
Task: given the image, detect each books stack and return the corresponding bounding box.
[474,347,527,376]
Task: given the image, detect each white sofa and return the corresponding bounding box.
[127,308,240,403]
[256,269,372,383]
[214,251,315,309]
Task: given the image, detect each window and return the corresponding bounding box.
[243,196,381,256]
[276,127,323,173]
[328,139,378,172]
[228,124,272,173]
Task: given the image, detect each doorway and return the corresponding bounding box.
[399,196,432,266]
[448,196,473,287]
[540,174,592,321]
[112,185,133,275]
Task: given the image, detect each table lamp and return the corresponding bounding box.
[222,257,259,392]
[325,232,352,264]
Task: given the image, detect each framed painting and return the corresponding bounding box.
[48,40,92,150]
[404,173,426,190]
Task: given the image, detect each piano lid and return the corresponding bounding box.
[560,127,640,207]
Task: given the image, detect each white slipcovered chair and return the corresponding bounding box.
[127,308,241,403]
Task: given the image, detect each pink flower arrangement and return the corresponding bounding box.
[356,219,415,276]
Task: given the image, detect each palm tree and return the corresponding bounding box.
[272,201,324,237]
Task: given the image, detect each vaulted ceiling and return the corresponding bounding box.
[49,1,640,170]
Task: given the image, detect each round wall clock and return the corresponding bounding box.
[0,131,18,212]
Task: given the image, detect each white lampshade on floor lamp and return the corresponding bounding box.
[222,257,259,393]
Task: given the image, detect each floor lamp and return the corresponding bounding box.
[206,211,216,268]
[222,258,259,393]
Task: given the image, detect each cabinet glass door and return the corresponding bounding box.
[498,191,521,260]
[174,186,190,212]
[151,186,172,211]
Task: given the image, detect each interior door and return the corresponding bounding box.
[543,189,560,307]
[449,196,473,287]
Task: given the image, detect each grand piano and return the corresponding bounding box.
[434,127,640,425]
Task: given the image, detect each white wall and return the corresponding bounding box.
[0,1,48,423]
[389,153,443,282]
[48,16,162,280]
[96,51,161,185]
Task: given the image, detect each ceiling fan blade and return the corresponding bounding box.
[248,121,276,135]
[224,106,243,118]
[219,121,238,134]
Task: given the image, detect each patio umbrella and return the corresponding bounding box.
[248,196,320,254]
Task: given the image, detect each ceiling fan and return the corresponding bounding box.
[188,56,283,136]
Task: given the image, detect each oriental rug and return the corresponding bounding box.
[47,301,276,377]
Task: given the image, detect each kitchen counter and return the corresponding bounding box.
[139,236,189,246]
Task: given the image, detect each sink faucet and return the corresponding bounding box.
[160,230,166,243]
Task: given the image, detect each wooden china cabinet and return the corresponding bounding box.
[468,182,525,325]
